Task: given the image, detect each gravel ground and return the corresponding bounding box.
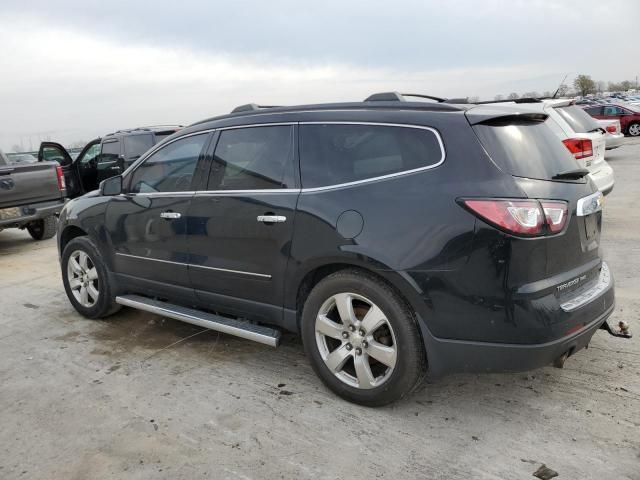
[1,139,639,480]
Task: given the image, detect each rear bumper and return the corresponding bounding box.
[422,261,615,377]
[588,162,615,196]
[422,303,614,377]
[0,199,64,228]
[605,133,624,150]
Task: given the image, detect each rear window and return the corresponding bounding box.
[123,134,155,161]
[554,106,599,133]
[473,120,579,181]
[300,124,443,188]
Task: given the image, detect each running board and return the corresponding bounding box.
[115,294,281,347]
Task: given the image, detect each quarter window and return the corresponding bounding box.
[209,125,295,190]
[128,133,208,193]
[299,124,443,188]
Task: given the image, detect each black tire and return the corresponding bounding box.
[61,236,120,319]
[627,122,640,137]
[27,215,57,241]
[301,269,427,406]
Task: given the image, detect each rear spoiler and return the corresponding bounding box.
[464,106,548,126]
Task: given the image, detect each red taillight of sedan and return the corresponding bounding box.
[562,138,593,160]
[605,125,617,134]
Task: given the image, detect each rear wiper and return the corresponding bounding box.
[552,168,590,180]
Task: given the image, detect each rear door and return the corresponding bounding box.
[38,142,78,197]
[187,124,299,323]
[105,132,212,302]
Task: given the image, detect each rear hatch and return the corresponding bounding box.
[0,161,62,209]
[467,108,603,293]
[553,105,607,172]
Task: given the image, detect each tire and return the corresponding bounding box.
[61,236,120,319]
[627,122,640,137]
[301,269,426,406]
[27,215,57,241]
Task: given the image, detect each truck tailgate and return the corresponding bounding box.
[0,162,62,209]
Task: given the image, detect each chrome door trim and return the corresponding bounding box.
[115,252,272,279]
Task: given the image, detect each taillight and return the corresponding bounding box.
[562,138,593,160]
[605,125,616,134]
[462,199,568,237]
[541,201,568,233]
[56,165,66,191]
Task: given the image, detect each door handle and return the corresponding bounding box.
[257,215,286,223]
[160,211,181,220]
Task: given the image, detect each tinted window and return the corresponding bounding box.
[554,106,599,133]
[210,126,295,190]
[584,106,603,116]
[604,106,623,116]
[123,134,154,161]
[78,143,100,164]
[129,133,208,193]
[100,140,120,164]
[300,124,443,188]
[473,120,579,181]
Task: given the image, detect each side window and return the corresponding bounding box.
[603,106,620,116]
[128,133,208,193]
[209,125,295,190]
[100,140,120,164]
[123,134,155,162]
[585,106,602,115]
[300,124,443,188]
[79,144,101,164]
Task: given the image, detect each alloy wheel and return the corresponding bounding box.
[629,124,640,136]
[67,250,100,308]
[315,292,397,389]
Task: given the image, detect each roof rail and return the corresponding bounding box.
[472,97,543,105]
[231,103,281,113]
[365,92,447,103]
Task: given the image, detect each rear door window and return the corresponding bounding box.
[554,106,599,133]
[473,120,579,181]
[209,125,296,190]
[100,140,120,164]
[299,124,443,188]
[584,106,603,116]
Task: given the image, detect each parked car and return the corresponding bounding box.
[583,104,640,137]
[38,126,182,198]
[482,98,614,195]
[0,148,66,240]
[56,93,616,405]
[596,119,625,149]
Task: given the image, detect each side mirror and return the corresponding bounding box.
[100,175,123,196]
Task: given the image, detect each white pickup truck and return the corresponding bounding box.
[0,148,66,240]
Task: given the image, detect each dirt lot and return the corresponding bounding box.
[1,140,639,480]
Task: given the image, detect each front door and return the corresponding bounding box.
[105,131,212,303]
[73,139,101,196]
[187,124,299,323]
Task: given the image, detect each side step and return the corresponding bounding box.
[115,294,281,347]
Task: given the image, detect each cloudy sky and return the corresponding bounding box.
[1,0,638,151]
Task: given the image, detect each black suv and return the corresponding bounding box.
[57,93,616,405]
[39,126,182,199]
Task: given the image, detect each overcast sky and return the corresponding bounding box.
[1,0,638,151]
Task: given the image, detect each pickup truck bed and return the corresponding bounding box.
[0,149,66,240]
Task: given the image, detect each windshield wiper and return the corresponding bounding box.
[552,168,590,180]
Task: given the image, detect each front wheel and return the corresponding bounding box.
[628,122,640,137]
[61,236,120,319]
[301,270,426,406]
[27,215,57,240]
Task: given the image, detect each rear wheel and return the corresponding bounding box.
[628,122,640,137]
[301,270,426,406]
[27,215,57,240]
[61,236,119,318]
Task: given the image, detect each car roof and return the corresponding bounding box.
[103,125,183,138]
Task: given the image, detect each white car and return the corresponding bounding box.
[484,99,614,195]
[596,119,624,150]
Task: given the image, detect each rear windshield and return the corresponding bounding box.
[473,120,579,181]
[554,106,599,133]
[123,134,154,160]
